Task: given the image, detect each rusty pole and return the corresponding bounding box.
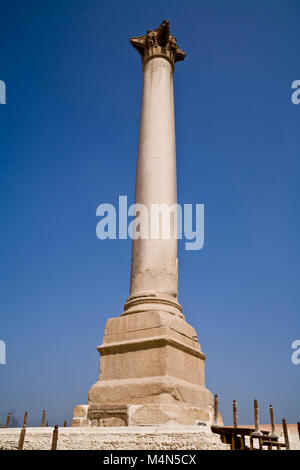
[253,399,261,436]
[18,425,26,450]
[6,413,11,428]
[41,409,46,427]
[282,418,290,450]
[213,394,219,426]
[297,421,300,441]
[63,420,67,427]
[269,404,277,438]
[23,411,28,427]
[233,399,238,428]
[51,425,59,450]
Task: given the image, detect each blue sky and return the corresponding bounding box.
[0,0,299,427]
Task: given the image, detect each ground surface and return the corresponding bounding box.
[1,425,298,450]
[0,425,229,450]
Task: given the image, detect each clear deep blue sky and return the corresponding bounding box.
[0,0,299,427]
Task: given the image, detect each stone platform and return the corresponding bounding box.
[0,426,229,450]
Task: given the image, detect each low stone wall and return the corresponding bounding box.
[0,426,229,450]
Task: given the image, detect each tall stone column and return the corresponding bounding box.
[125,23,182,318]
[84,21,215,427]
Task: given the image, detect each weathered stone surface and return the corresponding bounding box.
[129,404,213,426]
[71,405,91,427]
[87,310,213,425]
[0,426,230,450]
[99,418,126,427]
[88,405,128,426]
[77,21,215,427]
[86,403,214,428]
[125,21,186,315]
[130,19,186,67]
[2,426,299,451]
[73,405,88,418]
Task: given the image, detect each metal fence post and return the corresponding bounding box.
[213,394,219,426]
[282,418,290,450]
[51,425,59,450]
[233,399,238,428]
[41,409,46,427]
[18,425,26,450]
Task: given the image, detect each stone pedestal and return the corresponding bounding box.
[86,310,213,425]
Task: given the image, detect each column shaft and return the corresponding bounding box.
[125,57,181,316]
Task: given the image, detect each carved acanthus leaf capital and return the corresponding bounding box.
[130,20,186,68]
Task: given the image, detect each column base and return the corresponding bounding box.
[88,403,214,427]
[71,401,223,428]
[77,309,218,427]
[123,292,184,318]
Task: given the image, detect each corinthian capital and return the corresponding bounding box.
[130,20,186,68]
